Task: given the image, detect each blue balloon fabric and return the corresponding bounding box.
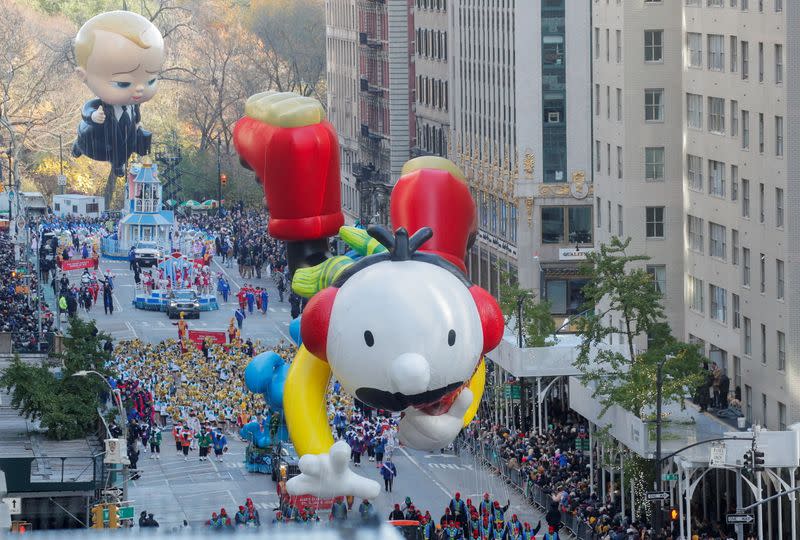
[288,317,302,347]
[242,351,290,449]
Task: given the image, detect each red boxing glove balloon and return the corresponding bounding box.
[233,92,344,242]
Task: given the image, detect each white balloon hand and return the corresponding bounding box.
[285,440,381,500]
[91,107,106,124]
[398,387,473,451]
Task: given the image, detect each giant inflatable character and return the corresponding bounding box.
[72,11,164,177]
[241,351,290,448]
[233,92,504,499]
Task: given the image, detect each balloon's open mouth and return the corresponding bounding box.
[355,381,465,413]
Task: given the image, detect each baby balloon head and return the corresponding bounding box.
[301,227,503,416]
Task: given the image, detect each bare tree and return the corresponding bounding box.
[248,0,327,102]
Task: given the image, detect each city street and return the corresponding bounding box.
[129,431,548,530]
[65,257,293,345]
[64,256,554,532]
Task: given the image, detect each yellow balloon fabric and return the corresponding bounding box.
[284,345,335,456]
[463,358,486,427]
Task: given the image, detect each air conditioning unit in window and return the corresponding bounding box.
[547,111,561,123]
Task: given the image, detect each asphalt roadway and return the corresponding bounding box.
[66,256,554,532]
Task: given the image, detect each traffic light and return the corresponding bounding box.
[753,449,765,471]
[670,508,679,522]
[91,504,105,529]
[743,450,754,473]
[220,173,228,186]
[108,504,119,528]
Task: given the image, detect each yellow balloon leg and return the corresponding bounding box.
[284,345,335,456]
[463,358,486,427]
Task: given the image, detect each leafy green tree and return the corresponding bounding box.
[574,237,706,418]
[0,318,112,440]
[498,272,556,347]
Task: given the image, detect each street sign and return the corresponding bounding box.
[102,488,123,499]
[102,506,134,521]
[726,513,754,524]
[57,174,67,186]
[645,491,670,502]
[2,497,21,515]
[503,384,521,400]
[662,473,679,482]
[710,444,727,468]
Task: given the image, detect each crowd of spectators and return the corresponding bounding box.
[0,231,54,351]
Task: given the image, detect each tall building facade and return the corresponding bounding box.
[450,0,593,319]
[353,0,415,225]
[413,0,449,158]
[594,1,798,428]
[326,0,361,224]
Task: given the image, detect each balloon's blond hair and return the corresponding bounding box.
[74,10,163,68]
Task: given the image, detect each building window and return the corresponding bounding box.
[616,30,622,63]
[617,204,623,236]
[688,215,704,253]
[744,317,752,355]
[775,116,784,156]
[730,35,738,72]
[689,275,704,313]
[745,385,752,422]
[733,356,741,394]
[645,30,663,62]
[606,28,610,62]
[479,191,488,228]
[595,27,600,59]
[646,207,665,238]
[595,140,601,171]
[708,97,725,134]
[760,323,767,364]
[687,154,703,191]
[546,279,590,316]
[762,393,767,426]
[708,159,725,197]
[779,401,786,431]
[499,201,508,238]
[645,89,664,122]
[743,247,751,286]
[645,147,664,182]
[707,0,724,5]
[510,204,518,243]
[541,206,593,245]
[710,284,727,322]
[617,146,623,179]
[758,42,764,82]
[646,265,666,294]
[733,293,741,329]
[759,252,766,293]
[742,110,750,149]
[776,0,783,11]
[775,44,783,84]
[731,100,739,137]
[687,32,703,68]
[741,41,749,79]
[606,86,611,119]
[778,332,786,371]
[732,229,740,265]
[616,88,622,121]
[687,93,703,130]
[596,197,602,228]
[731,165,739,201]
[86,203,99,213]
[759,182,765,223]
[595,84,600,115]
[709,222,726,259]
[776,187,784,228]
[489,195,497,233]
[742,178,750,217]
[707,34,724,71]
[776,258,784,300]
[758,113,765,153]
[607,143,611,175]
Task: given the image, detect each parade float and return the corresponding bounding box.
[234,91,504,501]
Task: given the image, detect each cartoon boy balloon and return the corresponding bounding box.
[72,11,164,177]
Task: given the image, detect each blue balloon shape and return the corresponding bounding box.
[244,351,284,399]
[289,316,302,347]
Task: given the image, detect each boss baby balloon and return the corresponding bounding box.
[72,11,164,177]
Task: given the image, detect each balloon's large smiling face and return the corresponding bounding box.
[326,260,483,413]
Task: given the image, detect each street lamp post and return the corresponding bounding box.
[516,293,529,434]
[72,370,128,502]
[652,354,673,535]
[58,134,65,195]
